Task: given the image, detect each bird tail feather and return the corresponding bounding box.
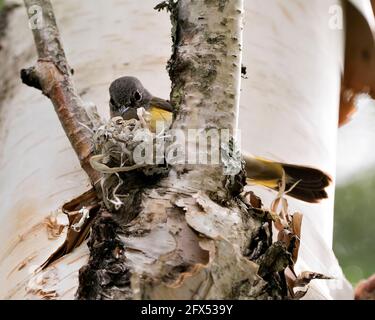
[244,154,332,203]
[279,163,332,203]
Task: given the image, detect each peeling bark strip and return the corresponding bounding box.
[21,0,100,185]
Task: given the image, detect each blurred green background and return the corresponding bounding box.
[334,96,375,285]
[334,171,375,284]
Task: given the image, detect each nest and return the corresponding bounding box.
[87,109,169,213]
[91,116,150,174]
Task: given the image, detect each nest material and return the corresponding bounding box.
[91,116,149,173]
[89,112,169,214]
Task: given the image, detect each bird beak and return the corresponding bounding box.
[119,106,130,115]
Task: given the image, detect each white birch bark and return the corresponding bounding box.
[79,0,260,300]
[240,0,353,300]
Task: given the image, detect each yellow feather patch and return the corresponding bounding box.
[246,178,279,189]
[149,106,172,132]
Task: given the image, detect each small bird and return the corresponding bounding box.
[109,76,172,132]
[109,76,331,203]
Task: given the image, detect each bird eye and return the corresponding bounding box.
[110,97,116,109]
[134,90,142,101]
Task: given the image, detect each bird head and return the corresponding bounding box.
[109,76,152,119]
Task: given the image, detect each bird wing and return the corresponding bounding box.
[148,97,173,131]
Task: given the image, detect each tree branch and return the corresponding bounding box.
[21,0,101,185]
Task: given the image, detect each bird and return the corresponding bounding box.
[109,76,332,203]
[109,76,172,132]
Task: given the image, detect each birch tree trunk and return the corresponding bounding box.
[77,0,271,300]
[0,0,360,300]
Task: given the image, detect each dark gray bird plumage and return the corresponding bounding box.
[109,76,153,120]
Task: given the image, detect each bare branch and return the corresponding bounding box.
[21,0,101,185]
